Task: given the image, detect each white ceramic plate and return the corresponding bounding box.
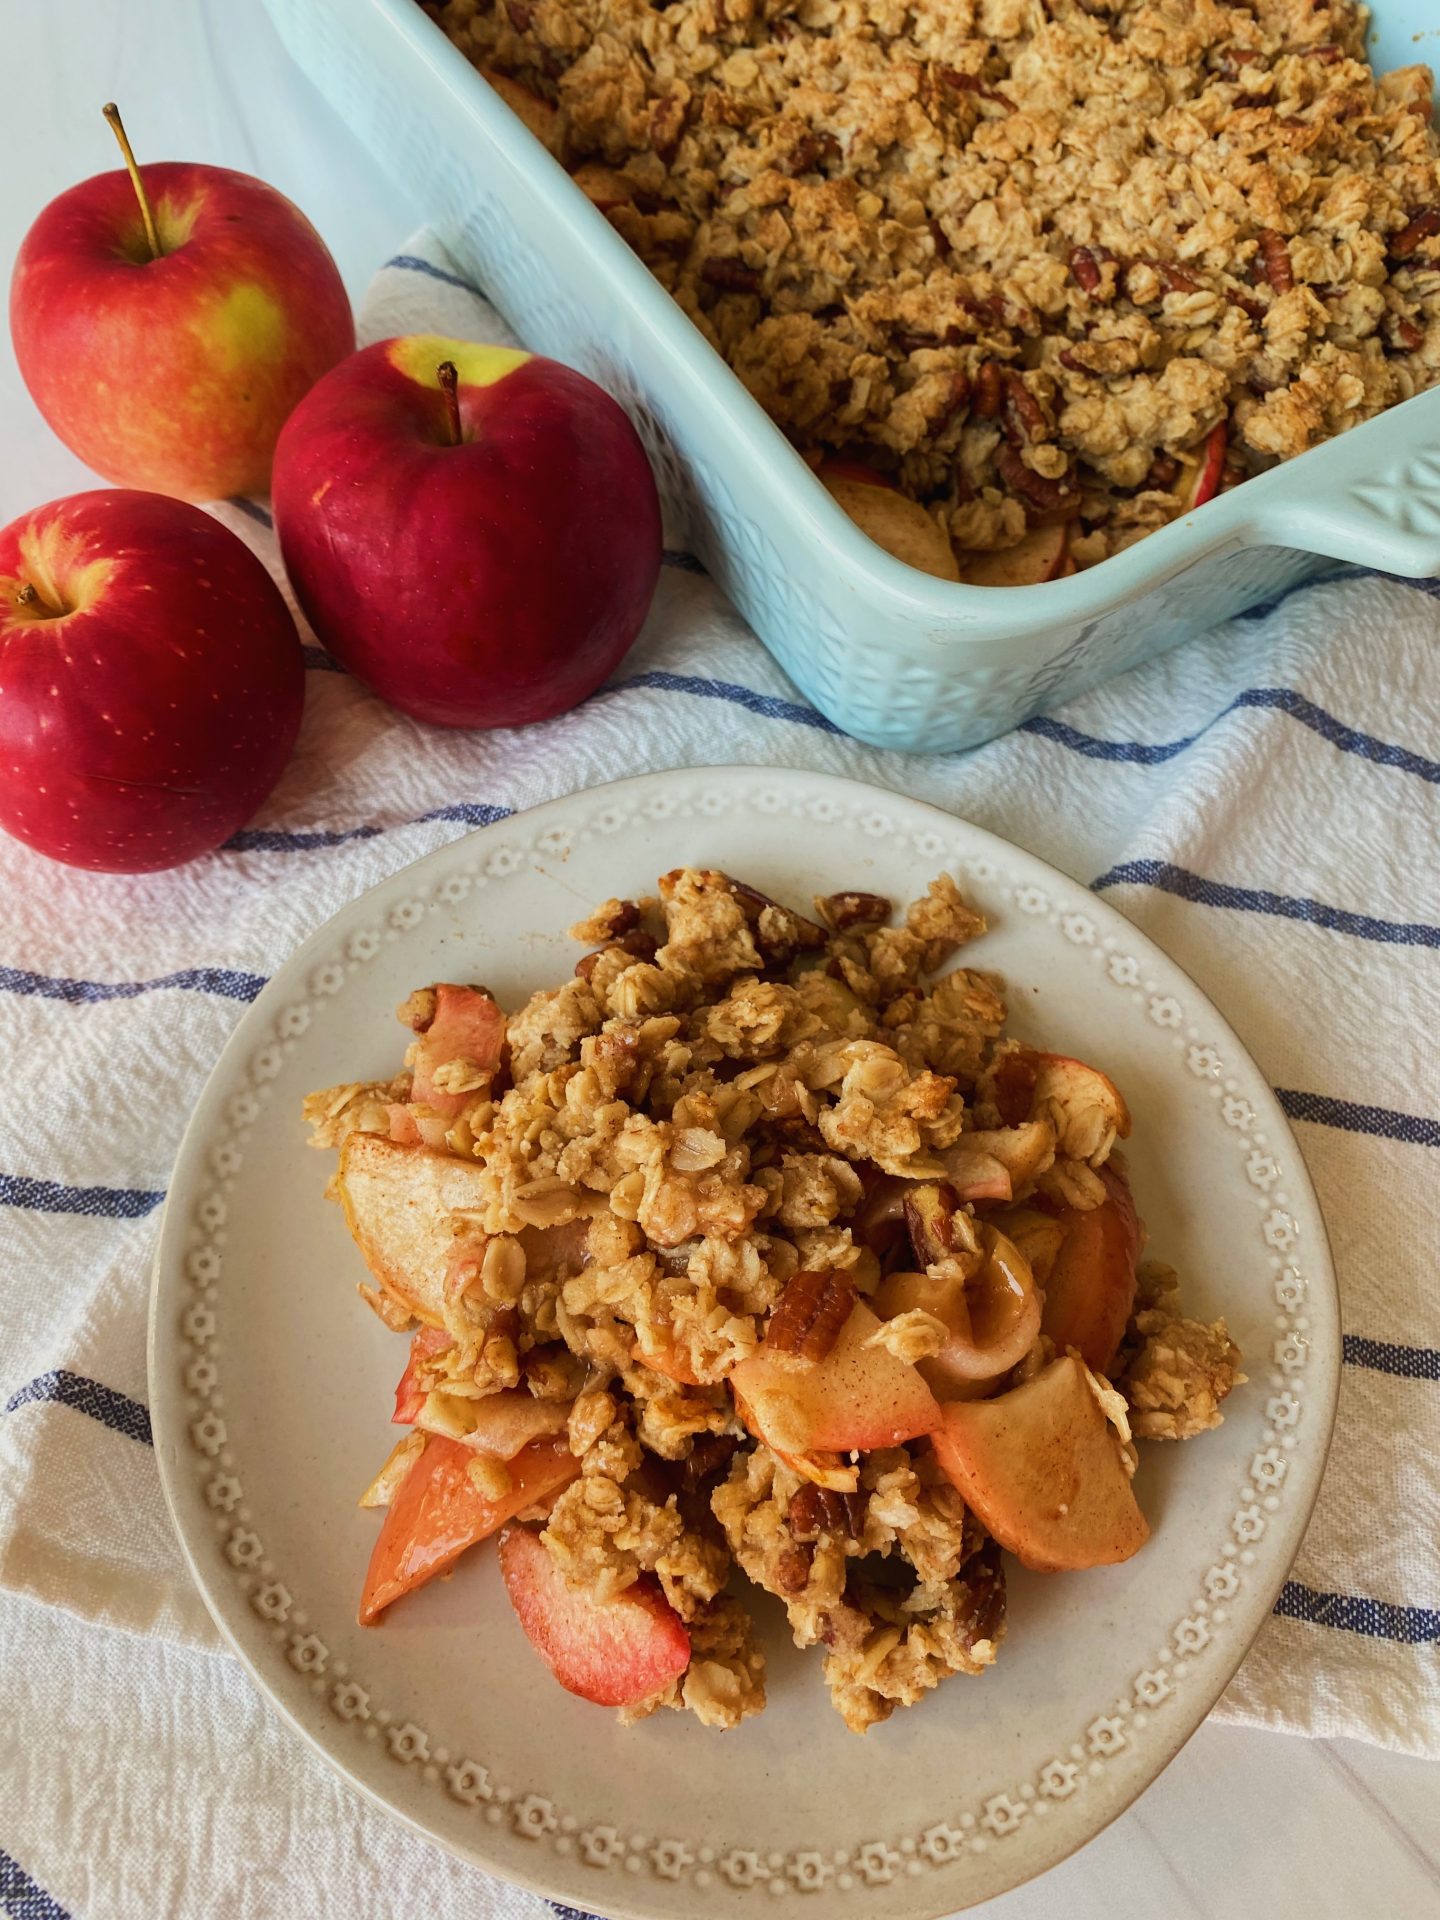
[150,767,1338,1919]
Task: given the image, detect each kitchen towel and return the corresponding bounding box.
[0,232,1436,1920]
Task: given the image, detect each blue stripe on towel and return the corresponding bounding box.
[383,252,487,297]
[228,496,273,531]
[0,1174,164,1220]
[1342,1336,1440,1383]
[224,802,513,855]
[1276,1088,1440,1150]
[1024,686,1440,786]
[1092,860,1440,949]
[0,962,266,1007]
[604,669,842,734]
[0,1845,73,1920]
[4,1371,153,1446]
[1273,1581,1440,1644]
[549,1906,607,1920]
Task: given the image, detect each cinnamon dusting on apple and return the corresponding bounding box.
[102,103,161,262]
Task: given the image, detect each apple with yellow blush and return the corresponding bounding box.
[9,106,353,501]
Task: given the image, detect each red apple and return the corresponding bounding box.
[931,1355,1149,1572]
[10,106,353,502]
[272,335,662,728]
[0,489,303,872]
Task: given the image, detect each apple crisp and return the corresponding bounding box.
[427,0,1440,581]
[308,867,1242,1732]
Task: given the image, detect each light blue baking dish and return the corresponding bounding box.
[264,0,1440,753]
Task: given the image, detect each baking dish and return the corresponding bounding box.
[263,0,1440,753]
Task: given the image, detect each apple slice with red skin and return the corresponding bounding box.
[1037,1164,1141,1374]
[957,524,1068,587]
[410,982,505,1119]
[393,1325,453,1424]
[499,1524,692,1707]
[1176,420,1227,511]
[359,1433,579,1623]
[729,1300,941,1455]
[337,1134,490,1326]
[931,1355,1149,1572]
[818,463,961,581]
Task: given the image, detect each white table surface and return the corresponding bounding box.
[1,2,1436,1916]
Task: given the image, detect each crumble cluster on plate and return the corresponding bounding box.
[307,869,1242,1732]
[428,0,1440,578]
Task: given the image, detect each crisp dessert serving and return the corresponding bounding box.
[427,0,1440,585]
[306,869,1243,1732]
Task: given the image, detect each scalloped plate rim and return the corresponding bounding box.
[148,764,1339,1919]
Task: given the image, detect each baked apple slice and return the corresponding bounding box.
[818,463,961,581]
[957,524,1068,586]
[931,1356,1149,1572]
[1037,1164,1141,1374]
[338,1135,489,1324]
[337,1134,489,1325]
[1031,1053,1131,1164]
[729,1298,941,1456]
[1176,419,1227,511]
[359,1433,578,1623]
[875,1222,1041,1396]
[393,1325,453,1423]
[409,982,505,1120]
[499,1524,692,1707]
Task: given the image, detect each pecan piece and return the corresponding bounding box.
[765,1269,857,1362]
[816,889,892,931]
[994,442,1078,517]
[1160,262,1202,295]
[1069,246,1102,293]
[903,1180,965,1267]
[993,1047,1039,1126]
[504,0,533,27]
[682,1432,738,1491]
[701,255,761,293]
[937,68,1015,109]
[1391,208,1440,261]
[787,130,841,174]
[724,875,828,961]
[1255,228,1294,293]
[787,1483,864,1540]
[1392,315,1425,352]
[1144,453,1181,490]
[1001,371,1046,446]
[774,1545,814,1594]
[972,359,1004,419]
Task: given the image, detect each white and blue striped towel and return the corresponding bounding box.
[0,232,1436,1920]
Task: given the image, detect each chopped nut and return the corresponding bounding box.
[816,890,892,931]
[764,1268,858,1361]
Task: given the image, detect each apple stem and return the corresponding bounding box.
[102,102,161,261]
[437,361,463,447]
[15,584,39,607]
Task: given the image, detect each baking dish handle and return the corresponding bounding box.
[1244,453,1440,579]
